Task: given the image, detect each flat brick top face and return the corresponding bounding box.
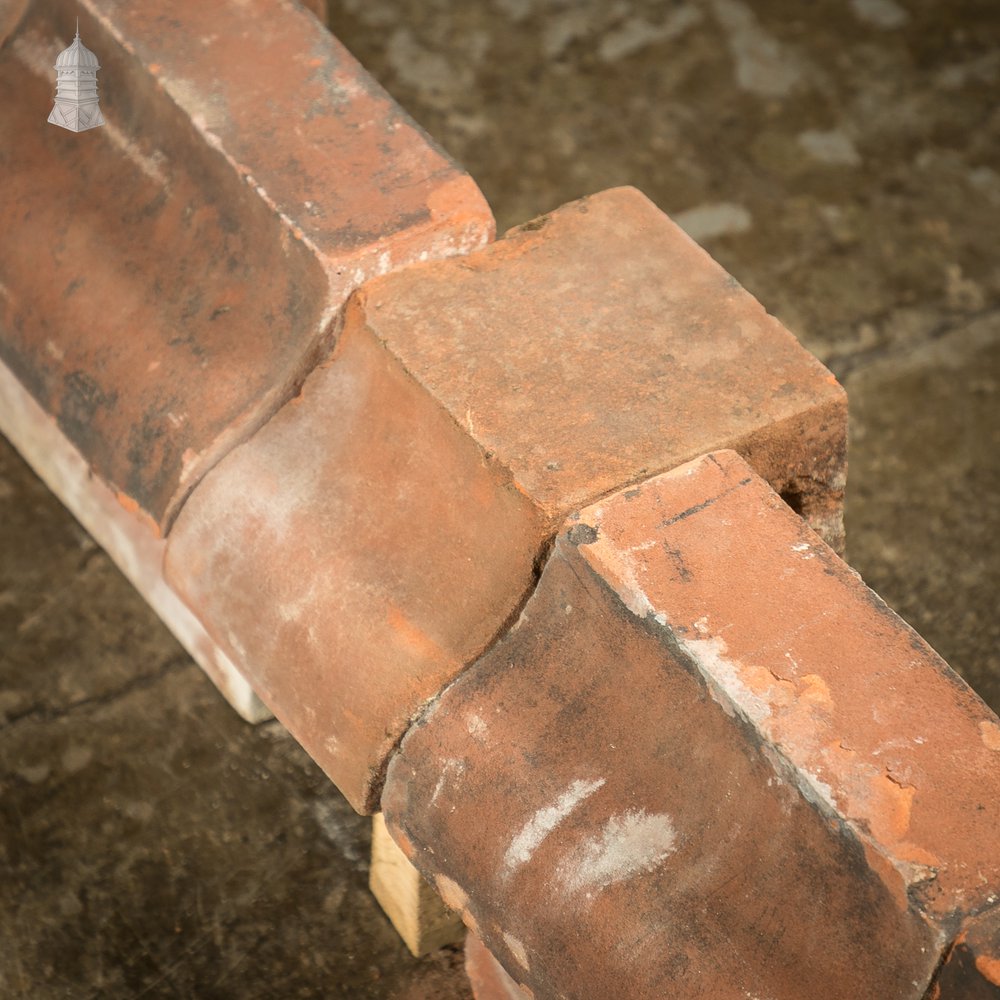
[89,0,491,267]
[579,451,1000,921]
[0,0,491,528]
[359,186,844,520]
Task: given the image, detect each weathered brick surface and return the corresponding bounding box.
[933,908,1000,998]
[165,186,847,813]
[0,0,491,529]
[358,186,847,549]
[383,451,1000,1000]
[164,315,545,811]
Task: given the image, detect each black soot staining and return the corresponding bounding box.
[566,523,599,546]
[662,542,693,583]
[516,214,550,233]
[58,370,117,448]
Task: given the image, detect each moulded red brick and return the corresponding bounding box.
[357,186,847,549]
[0,0,492,530]
[164,314,546,812]
[382,451,1000,1000]
[165,186,847,812]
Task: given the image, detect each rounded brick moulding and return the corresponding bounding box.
[165,187,849,813]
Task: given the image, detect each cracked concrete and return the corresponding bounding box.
[1,0,998,995]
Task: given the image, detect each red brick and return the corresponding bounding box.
[382,451,1000,999]
[0,357,267,721]
[164,313,545,812]
[359,186,846,549]
[0,0,491,530]
[165,187,846,813]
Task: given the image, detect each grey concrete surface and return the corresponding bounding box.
[2,0,998,995]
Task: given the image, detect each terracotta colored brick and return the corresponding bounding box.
[165,185,846,812]
[0,0,491,530]
[382,451,1000,1000]
[164,315,545,812]
[357,186,847,549]
[933,908,1000,998]
[465,932,531,1000]
[168,190,845,809]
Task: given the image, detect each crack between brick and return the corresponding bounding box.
[369,528,559,814]
[161,309,345,534]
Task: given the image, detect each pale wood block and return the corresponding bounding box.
[370,812,464,957]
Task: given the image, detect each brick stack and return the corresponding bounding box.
[0,0,491,721]
[163,186,847,812]
[0,2,996,997]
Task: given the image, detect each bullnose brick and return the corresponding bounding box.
[0,0,492,530]
[383,451,1000,1000]
[165,187,849,812]
[164,316,545,812]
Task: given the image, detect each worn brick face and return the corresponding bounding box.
[166,186,849,813]
[0,0,492,529]
[164,313,545,812]
[383,451,1000,1000]
[359,186,847,549]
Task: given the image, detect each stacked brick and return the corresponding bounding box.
[0,2,997,997]
[0,0,491,720]
[163,185,848,812]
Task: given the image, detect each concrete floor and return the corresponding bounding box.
[2,0,998,996]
